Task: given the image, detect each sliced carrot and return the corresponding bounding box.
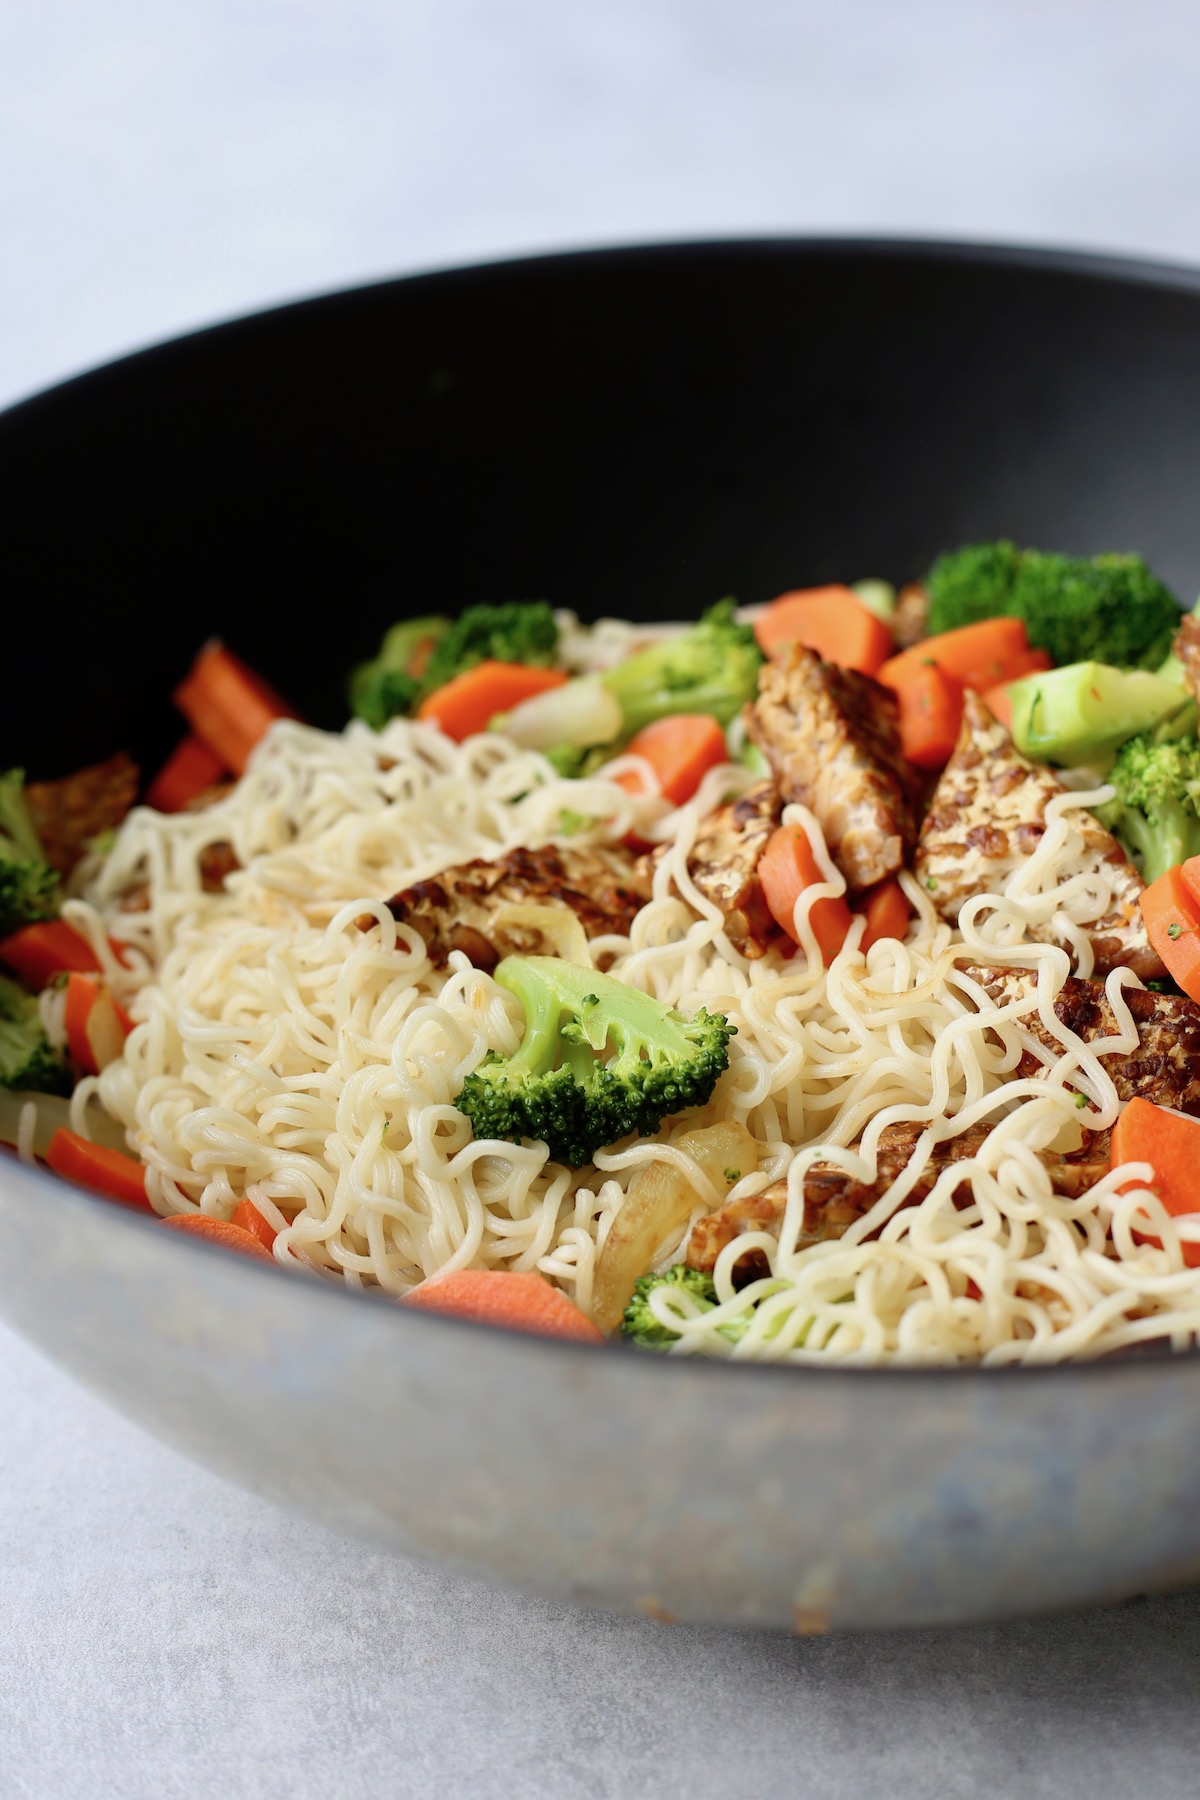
[173,642,297,776]
[884,659,964,769]
[615,713,729,806]
[0,919,101,987]
[859,877,911,951]
[64,972,133,1075]
[416,661,568,742]
[757,824,852,962]
[160,1213,275,1261]
[1177,855,1200,915]
[755,585,893,676]
[400,1268,604,1342]
[1111,1098,1200,1267]
[1139,865,1200,1004]
[879,617,1033,695]
[231,1197,278,1252]
[46,1127,152,1213]
[145,733,227,812]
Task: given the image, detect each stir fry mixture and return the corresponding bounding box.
[6,541,1200,1363]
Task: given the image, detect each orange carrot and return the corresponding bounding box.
[64,972,133,1075]
[755,585,893,676]
[400,1268,604,1342]
[859,877,911,951]
[1111,1098,1200,1267]
[231,1197,278,1252]
[46,1128,152,1213]
[757,824,852,962]
[1139,865,1200,1004]
[615,713,729,806]
[0,919,101,987]
[879,617,1033,695]
[173,642,297,776]
[160,1213,275,1261]
[884,659,964,769]
[417,661,568,742]
[145,733,227,812]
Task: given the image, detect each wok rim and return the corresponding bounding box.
[6,230,1200,1391]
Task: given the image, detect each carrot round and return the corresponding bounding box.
[64,972,133,1074]
[46,1127,152,1212]
[1139,866,1200,1004]
[1111,1098,1200,1267]
[173,642,297,776]
[879,617,1033,695]
[616,713,728,806]
[757,824,852,962]
[400,1268,604,1342]
[755,585,893,676]
[417,661,568,742]
[859,877,911,951]
[0,919,101,987]
[230,1196,278,1252]
[145,733,227,812]
[884,659,963,769]
[160,1213,275,1260]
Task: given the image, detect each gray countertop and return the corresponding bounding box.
[6,2,1200,1793]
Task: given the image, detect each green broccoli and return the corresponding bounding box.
[0,974,70,1095]
[926,542,1181,670]
[0,770,60,938]
[600,599,763,735]
[349,615,449,729]
[1007,662,1196,766]
[455,956,735,1169]
[420,600,560,697]
[622,1264,787,1350]
[1094,733,1200,884]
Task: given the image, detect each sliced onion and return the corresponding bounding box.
[501,678,622,752]
[590,1121,760,1332]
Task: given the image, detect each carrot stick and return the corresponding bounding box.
[1139,865,1200,1004]
[173,642,297,776]
[615,713,729,806]
[755,585,894,676]
[400,1268,604,1342]
[160,1214,275,1261]
[859,877,911,951]
[64,972,133,1074]
[884,660,964,769]
[757,824,852,962]
[145,734,227,812]
[46,1127,152,1212]
[0,919,101,987]
[416,661,568,742]
[879,617,1033,694]
[231,1197,278,1252]
[1111,1097,1200,1267]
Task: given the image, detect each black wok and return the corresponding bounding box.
[3,240,1200,1631]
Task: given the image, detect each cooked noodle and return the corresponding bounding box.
[51,712,1200,1364]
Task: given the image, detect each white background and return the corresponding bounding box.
[5,4,1200,1795]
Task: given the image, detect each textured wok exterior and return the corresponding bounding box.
[3,240,1200,1628]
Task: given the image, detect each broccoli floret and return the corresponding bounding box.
[349,616,449,729]
[420,600,560,696]
[1008,662,1196,765]
[0,770,60,937]
[0,973,70,1094]
[927,542,1181,670]
[455,956,735,1169]
[600,599,763,735]
[622,1264,786,1351]
[1095,734,1200,884]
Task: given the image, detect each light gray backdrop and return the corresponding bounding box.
[4,3,1200,1796]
